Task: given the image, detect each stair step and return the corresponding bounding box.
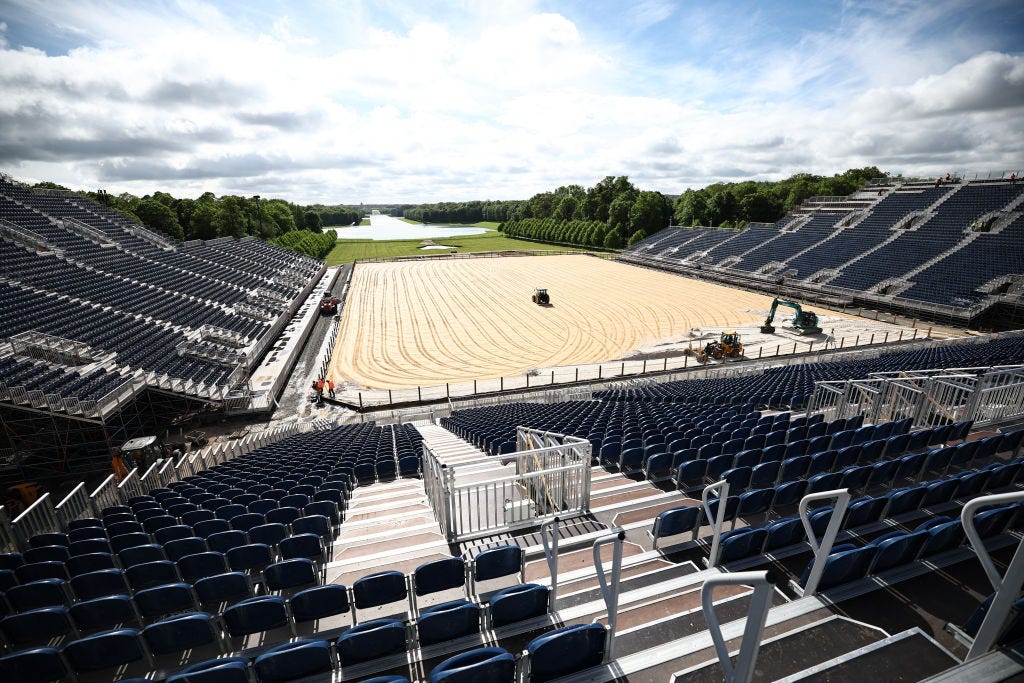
[775,628,958,683]
[671,616,884,683]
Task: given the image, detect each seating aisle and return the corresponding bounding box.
[326,478,452,589]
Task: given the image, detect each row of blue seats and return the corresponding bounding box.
[652,457,1024,552]
[671,426,1016,493]
[797,501,1023,592]
[1,619,604,683]
[624,414,911,475]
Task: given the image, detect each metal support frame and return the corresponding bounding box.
[703,480,731,567]
[703,570,778,683]
[807,362,1024,430]
[797,488,852,596]
[541,516,560,611]
[593,529,625,661]
[962,490,1024,660]
[421,429,591,542]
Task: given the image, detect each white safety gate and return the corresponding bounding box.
[423,427,592,542]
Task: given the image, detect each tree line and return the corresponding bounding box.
[502,176,674,248]
[29,182,364,259]
[401,200,522,224]
[672,167,884,228]
[307,204,364,227]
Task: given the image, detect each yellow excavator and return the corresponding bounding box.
[761,298,822,335]
[695,331,744,363]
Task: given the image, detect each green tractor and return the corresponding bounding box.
[761,297,822,335]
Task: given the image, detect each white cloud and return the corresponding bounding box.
[0,1,1021,202]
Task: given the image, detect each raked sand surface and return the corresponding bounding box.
[329,255,840,389]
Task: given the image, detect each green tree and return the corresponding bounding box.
[303,210,323,233]
[604,229,624,249]
[627,229,647,247]
[554,195,577,221]
[629,191,672,237]
[213,197,248,238]
[190,202,218,240]
[134,198,183,240]
[607,195,632,235]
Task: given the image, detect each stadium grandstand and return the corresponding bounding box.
[622,176,1024,330]
[3,170,1024,683]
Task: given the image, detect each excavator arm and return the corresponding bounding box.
[761,298,822,335]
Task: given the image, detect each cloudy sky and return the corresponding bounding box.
[1,0,1022,204]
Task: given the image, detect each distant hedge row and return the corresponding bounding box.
[270,229,337,259]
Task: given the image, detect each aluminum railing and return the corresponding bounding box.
[1,423,307,552]
[10,492,60,548]
[423,428,592,542]
[962,491,1024,660]
[807,364,1024,429]
[703,570,779,683]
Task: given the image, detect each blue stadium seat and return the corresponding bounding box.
[870,530,929,573]
[0,646,69,683]
[70,567,130,600]
[178,551,229,584]
[167,656,250,683]
[336,617,407,665]
[417,599,481,645]
[223,595,290,637]
[62,627,150,675]
[67,551,116,577]
[412,557,467,609]
[429,647,515,683]
[354,569,408,616]
[253,638,333,682]
[195,571,253,607]
[736,488,775,518]
[7,578,70,611]
[143,611,221,655]
[164,537,209,564]
[134,582,200,619]
[489,583,550,627]
[127,560,181,591]
[0,605,77,646]
[207,530,249,554]
[885,486,927,516]
[227,543,274,575]
[289,584,351,623]
[526,622,607,682]
[69,593,139,632]
[718,527,769,564]
[801,545,876,591]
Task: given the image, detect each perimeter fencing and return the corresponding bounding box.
[807,363,1024,429]
[344,327,929,411]
[422,427,591,542]
[0,421,311,553]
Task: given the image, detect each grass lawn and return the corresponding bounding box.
[325,229,611,265]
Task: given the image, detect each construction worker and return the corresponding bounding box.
[327,378,336,399]
[316,377,325,401]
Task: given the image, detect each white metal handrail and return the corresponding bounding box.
[962,491,1024,660]
[703,480,731,567]
[593,529,625,661]
[797,488,852,596]
[703,570,778,683]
